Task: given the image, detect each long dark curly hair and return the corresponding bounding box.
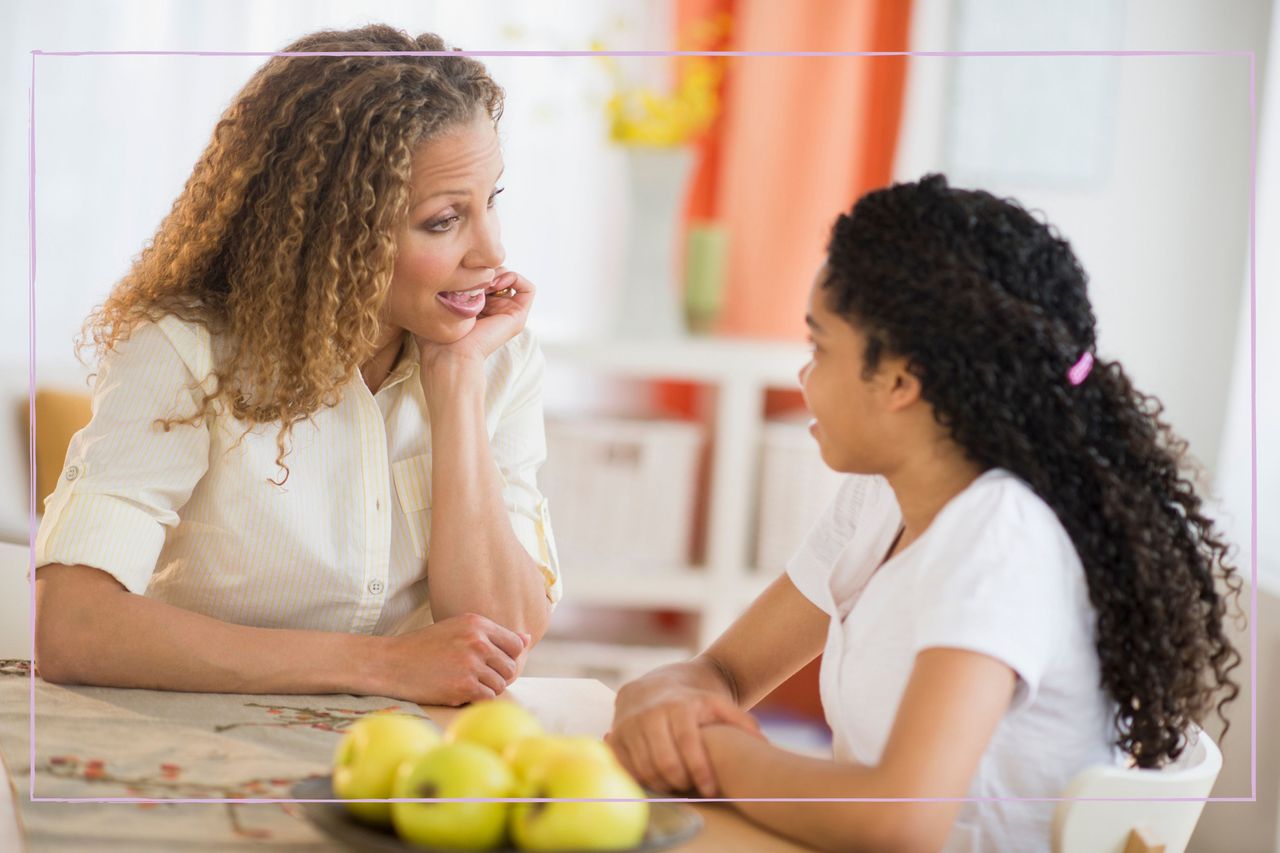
[823,174,1242,768]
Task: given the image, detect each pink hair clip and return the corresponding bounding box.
[1067,352,1094,386]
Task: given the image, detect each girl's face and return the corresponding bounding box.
[799,267,904,474]
[384,110,507,345]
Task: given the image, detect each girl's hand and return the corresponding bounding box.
[416,268,534,374]
[607,677,766,797]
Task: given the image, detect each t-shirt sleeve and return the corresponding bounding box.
[909,476,1079,710]
[489,330,562,608]
[785,474,889,615]
[34,320,212,595]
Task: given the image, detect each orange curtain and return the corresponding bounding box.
[678,0,914,341]
[671,0,914,722]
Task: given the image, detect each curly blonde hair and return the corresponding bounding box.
[80,25,504,476]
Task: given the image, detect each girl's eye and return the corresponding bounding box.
[487,186,505,208]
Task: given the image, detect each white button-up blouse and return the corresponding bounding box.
[35,314,562,636]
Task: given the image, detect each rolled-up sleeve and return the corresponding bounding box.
[34,320,212,595]
[491,332,562,607]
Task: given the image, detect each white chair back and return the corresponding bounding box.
[1052,725,1222,853]
[0,541,32,660]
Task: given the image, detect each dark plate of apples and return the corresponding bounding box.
[291,775,703,852]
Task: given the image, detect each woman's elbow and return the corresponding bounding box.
[33,608,82,685]
[33,564,123,685]
[34,651,78,685]
[522,596,554,645]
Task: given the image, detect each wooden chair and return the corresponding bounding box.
[1052,726,1223,853]
[1,389,92,661]
[31,388,93,513]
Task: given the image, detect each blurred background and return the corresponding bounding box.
[2,1,1275,849]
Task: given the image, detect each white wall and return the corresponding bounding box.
[1200,0,1280,848]
[1216,0,1280,599]
[896,0,1263,488]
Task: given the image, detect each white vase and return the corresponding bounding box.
[615,147,695,339]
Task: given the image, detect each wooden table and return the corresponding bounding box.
[0,750,20,853]
[451,678,814,853]
[2,676,808,845]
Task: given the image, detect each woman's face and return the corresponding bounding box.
[385,110,506,345]
[799,267,900,474]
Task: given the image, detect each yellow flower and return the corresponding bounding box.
[597,17,730,147]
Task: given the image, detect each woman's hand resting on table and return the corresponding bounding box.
[608,675,767,798]
[373,613,530,706]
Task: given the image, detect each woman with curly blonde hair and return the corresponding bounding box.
[33,25,561,706]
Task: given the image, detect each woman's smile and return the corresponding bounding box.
[436,287,489,318]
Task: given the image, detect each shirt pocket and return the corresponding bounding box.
[391,454,432,559]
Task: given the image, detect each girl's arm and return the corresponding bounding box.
[610,571,829,796]
[700,647,1017,852]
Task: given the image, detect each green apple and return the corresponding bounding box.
[391,741,516,851]
[509,754,649,851]
[444,699,544,757]
[504,735,618,783]
[331,713,441,825]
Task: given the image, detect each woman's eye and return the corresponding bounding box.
[426,215,460,232]
[426,188,502,231]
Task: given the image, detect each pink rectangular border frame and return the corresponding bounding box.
[25,47,1259,806]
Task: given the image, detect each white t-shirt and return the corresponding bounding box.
[787,468,1118,852]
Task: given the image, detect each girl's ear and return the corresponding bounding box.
[882,357,922,412]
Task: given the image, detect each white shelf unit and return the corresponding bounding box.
[542,337,811,649]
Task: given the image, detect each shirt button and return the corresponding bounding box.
[64,465,79,482]
[375,499,382,511]
[368,580,385,595]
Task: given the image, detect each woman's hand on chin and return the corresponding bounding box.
[416,268,533,375]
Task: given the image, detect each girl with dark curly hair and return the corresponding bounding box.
[611,174,1242,851]
[34,25,561,706]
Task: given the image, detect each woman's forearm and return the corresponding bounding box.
[34,564,384,695]
[422,358,551,639]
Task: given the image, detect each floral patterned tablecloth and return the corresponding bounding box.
[0,659,431,851]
